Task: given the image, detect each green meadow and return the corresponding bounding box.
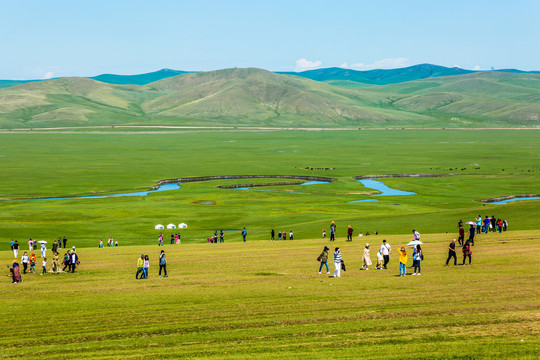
[1,129,540,358]
[1,129,540,245]
[1,231,539,359]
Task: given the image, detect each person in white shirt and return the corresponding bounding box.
[376,249,384,269]
[380,240,391,269]
[40,243,46,258]
[21,252,30,274]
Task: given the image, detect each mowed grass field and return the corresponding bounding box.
[1,129,540,244]
[1,231,539,359]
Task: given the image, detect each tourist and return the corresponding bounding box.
[115,240,118,247]
[376,249,383,270]
[220,230,224,243]
[412,244,422,275]
[136,254,144,279]
[52,252,59,274]
[69,250,78,272]
[99,239,103,248]
[143,255,149,279]
[30,253,36,273]
[380,239,391,269]
[171,234,175,244]
[318,246,330,274]
[458,226,465,246]
[330,221,336,241]
[445,239,457,266]
[278,231,282,241]
[21,252,29,274]
[159,250,167,278]
[242,227,247,242]
[462,241,472,265]
[361,243,372,270]
[476,215,482,234]
[502,219,508,231]
[271,229,275,241]
[13,240,20,258]
[289,230,293,240]
[41,257,47,275]
[458,219,463,228]
[413,229,420,240]
[63,236,67,248]
[497,219,503,233]
[347,225,353,242]
[483,216,490,234]
[28,239,33,251]
[214,230,218,244]
[10,239,14,250]
[322,229,326,238]
[398,247,407,277]
[62,251,70,272]
[9,260,22,283]
[333,247,342,278]
[468,224,475,246]
[52,239,58,254]
[57,238,62,249]
[40,242,46,258]
[490,216,496,232]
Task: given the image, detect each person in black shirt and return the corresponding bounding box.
[445,239,457,266]
[468,225,475,246]
[62,236,67,248]
[458,227,465,246]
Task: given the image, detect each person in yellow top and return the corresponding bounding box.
[398,247,407,277]
[135,254,145,279]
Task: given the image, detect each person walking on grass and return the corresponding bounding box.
[330,221,336,241]
[462,241,472,265]
[143,255,149,279]
[63,236,67,248]
[159,250,167,278]
[412,244,422,275]
[398,247,407,277]
[458,226,465,246]
[445,239,457,266]
[376,249,384,270]
[136,254,144,279]
[62,251,70,272]
[28,239,33,251]
[70,250,78,273]
[468,224,476,246]
[333,247,342,278]
[52,252,59,274]
[13,240,19,259]
[21,252,29,274]
[318,246,330,274]
[30,253,36,273]
[347,225,353,242]
[41,258,47,275]
[271,229,275,241]
[380,239,391,269]
[361,243,372,270]
[242,228,247,242]
[40,242,46,258]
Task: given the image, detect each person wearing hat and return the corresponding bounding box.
[9,260,22,283]
[361,243,372,270]
[398,247,408,277]
[347,225,353,242]
[136,254,145,279]
[318,246,330,274]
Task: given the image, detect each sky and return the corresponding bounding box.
[1,0,539,79]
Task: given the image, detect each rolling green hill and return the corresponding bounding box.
[0,68,539,129]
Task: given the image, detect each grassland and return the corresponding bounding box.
[1,129,540,246]
[1,230,539,359]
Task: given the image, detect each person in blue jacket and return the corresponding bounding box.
[242,228,247,242]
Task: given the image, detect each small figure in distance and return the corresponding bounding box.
[380,239,391,269]
[412,244,422,275]
[462,241,472,265]
[330,221,336,242]
[375,249,383,270]
[361,243,371,270]
[159,250,167,278]
[458,226,465,246]
[333,247,342,278]
[322,229,326,239]
[278,231,282,241]
[318,246,330,275]
[242,228,247,242]
[468,224,475,246]
[445,239,457,266]
[220,230,224,243]
[398,247,407,277]
[271,229,275,241]
[413,229,420,241]
[347,225,353,242]
[136,254,144,279]
[289,230,293,240]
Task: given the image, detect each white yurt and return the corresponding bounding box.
[178,223,188,229]
[167,223,176,229]
[155,224,164,230]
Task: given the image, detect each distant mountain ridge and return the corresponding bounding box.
[1,67,539,129]
[1,64,539,89]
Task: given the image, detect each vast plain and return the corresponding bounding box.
[1,128,540,358]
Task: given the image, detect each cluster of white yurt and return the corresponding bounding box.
[155,223,188,230]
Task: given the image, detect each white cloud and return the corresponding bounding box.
[473,65,481,70]
[42,71,54,79]
[340,57,409,71]
[295,58,322,72]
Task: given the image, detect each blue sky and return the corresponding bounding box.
[1,0,539,79]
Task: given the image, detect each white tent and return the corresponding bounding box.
[178,223,188,229]
[155,224,164,230]
[167,223,176,229]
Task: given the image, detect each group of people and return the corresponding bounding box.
[317,238,424,278]
[322,224,379,241]
[7,246,79,283]
[445,238,473,266]
[458,216,508,246]
[270,229,293,241]
[99,237,118,248]
[207,230,224,243]
[135,250,167,279]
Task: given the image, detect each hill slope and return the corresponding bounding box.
[0,68,539,129]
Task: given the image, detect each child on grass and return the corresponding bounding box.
[30,252,36,273]
[41,258,47,275]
